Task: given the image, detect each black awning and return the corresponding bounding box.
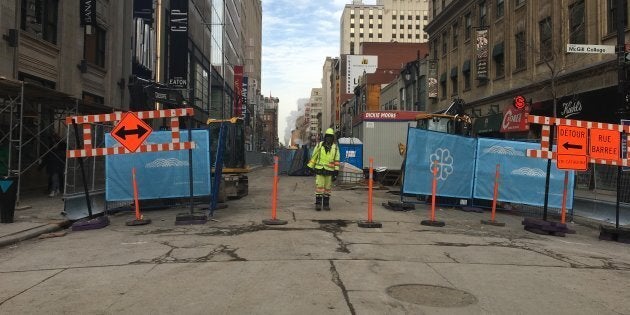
[440,72,447,83]
[450,67,458,78]
[493,42,504,58]
[462,60,471,72]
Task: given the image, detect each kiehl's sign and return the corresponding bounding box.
[80,0,97,26]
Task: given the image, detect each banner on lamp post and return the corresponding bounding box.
[427,59,438,98]
[234,65,244,117]
[476,29,489,80]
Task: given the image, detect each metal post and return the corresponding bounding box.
[72,119,93,218]
[15,81,24,206]
[615,0,626,230]
[542,126,554,221]
[188,115,194,215]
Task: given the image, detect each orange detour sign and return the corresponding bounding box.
[590,128,620,160]
[111,112,153,152]
[557,126,587,156]
[557,125,588,171]
[557,154,588,171]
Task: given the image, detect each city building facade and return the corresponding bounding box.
[425,0,629,137]
[340,0,431,55]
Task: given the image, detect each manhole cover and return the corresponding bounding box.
[386,284,477,307]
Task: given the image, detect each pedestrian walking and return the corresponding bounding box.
[307,128,340,211]
[39,134,66,197]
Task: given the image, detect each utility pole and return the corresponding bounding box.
[615,0,627,229]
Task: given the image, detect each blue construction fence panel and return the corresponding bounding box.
[474,138,574,209]
[276,148,296,174]
[339,144,363,169]
[402,128,477,199]
[105,130,211,201]
[402,128,576,209]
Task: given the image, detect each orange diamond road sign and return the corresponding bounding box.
[111,112,152,152]
[557,154,588,171]
[590,128,620,160]
[557,125,587,156]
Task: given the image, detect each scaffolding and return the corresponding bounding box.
[0,77,114,207]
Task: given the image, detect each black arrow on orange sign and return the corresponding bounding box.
[562,142,583,150]
[115,125,149,140]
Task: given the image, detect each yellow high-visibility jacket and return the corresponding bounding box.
[308,142,340,173]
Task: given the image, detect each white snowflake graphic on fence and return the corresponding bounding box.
[429,148,454,180]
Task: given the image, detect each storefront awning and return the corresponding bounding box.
[473,113,504,134]
[462,60,471,72]
[450,67,458,78]
[493,42,504,58]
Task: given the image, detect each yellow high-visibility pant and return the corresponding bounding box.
[315,174,333,197]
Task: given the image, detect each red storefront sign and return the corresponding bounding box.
[361,111,420,121]
[500,106,530,132]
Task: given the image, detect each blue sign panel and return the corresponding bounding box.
[105,130,211,201]
[403,128,477,198]
[474,138,574,209]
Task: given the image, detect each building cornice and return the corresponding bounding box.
[425,0,472,34]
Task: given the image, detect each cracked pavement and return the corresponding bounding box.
[1,167,629,314]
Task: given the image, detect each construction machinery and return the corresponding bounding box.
[207,117,249,202]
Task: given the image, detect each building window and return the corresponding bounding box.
[20,0,59,44]
[442,31,448,54]
[515,31,526,70]
[408,34,412,39]
[479,1,487,26]
[408,24,412,29]
[433,39,438,58]
[82,92,104,106]
[432,0,437,17]
[539,17,553,61]
[378,33,382,38]
[465,12,472,40]
[570,1,585,44]
[451,73,458,95]
[496,0,504,18]
[84,27,106,67]
[440,79,447,99]
[608,0,628,34]
[463,67,471,90]
[369,33,373,38]
[452,22,459,48]
[393,24,396,29]
[515,0,525,7]
[493,43,505,77]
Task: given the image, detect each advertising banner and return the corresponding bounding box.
[500,105,530,132]
[80,0,97,26]
[476,29,489,80]
[403,128,477,199]
[234,65,243,116]
[474,138,574,209]
[105,130,211,201]
[345,55,378,94]
[168,0,188,89]
[427,59,438,98]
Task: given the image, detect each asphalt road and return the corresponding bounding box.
[1,167,629,314]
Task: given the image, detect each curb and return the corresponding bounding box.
[0,220,72,248]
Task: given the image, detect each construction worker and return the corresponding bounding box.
[307,128,340,211]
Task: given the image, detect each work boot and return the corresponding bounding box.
[323,196,331,211]
[315,195,322,211]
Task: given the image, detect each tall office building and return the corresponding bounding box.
[340,0,430,55]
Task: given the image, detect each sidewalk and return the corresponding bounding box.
[0,191,71,247]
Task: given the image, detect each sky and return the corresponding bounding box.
[261,0,377,145]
